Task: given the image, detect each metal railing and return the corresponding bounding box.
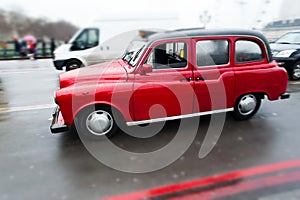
[0,41,54,59]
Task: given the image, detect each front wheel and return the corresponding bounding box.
[74,106,119,140]
[291,61,300,80]
[232,94,261,120]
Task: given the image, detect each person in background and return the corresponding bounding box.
[64,36,71,44]
[13,37,20,56]
[50,38,56,57]
[1,41,8,57]
[20,40,27,57]
[28,40,37,60]
[41,39,46,56]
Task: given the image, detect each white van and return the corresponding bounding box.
[53,14,199,71]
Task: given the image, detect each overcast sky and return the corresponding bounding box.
[0,0,284,29]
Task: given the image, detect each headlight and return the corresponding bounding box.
[275,50,296,57]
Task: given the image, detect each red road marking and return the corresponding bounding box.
[171,170,300,200]
[103,160,300,200]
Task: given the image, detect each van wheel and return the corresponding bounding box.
[291,61,300,80]
[66,60,82,71]
[74,106,119,140]
[232,94,261,120]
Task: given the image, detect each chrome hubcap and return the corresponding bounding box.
[293,64,300,79]
[238,94,257,116]
[86,110,113,136]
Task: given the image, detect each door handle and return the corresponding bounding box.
[180,77,192,82]
[196,77,205,81]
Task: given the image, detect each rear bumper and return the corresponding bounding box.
[50,106,69,133]
[280,93,290,100]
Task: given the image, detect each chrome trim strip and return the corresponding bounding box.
[126,108,234,126]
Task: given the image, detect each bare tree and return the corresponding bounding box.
[0,8,78,41]
[0,9,13,41]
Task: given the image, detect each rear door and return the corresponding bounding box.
[192,37,235,113]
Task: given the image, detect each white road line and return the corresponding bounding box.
[0,68,51,75]
[0,104,56,113]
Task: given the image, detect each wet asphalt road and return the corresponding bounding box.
[0,59,300,200]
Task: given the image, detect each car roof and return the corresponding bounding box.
[148,28,266,42]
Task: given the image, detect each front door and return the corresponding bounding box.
[133,39,195,122]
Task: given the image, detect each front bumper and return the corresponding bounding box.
[50,106,69,133]
[273,57,297,72]
[53,60,65,70]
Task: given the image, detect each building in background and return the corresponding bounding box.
[262,0,300,40]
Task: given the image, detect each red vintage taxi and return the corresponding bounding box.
[50,29,289,138]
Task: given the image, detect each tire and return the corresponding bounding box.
[232,94,261,120]
[66,60,82,71]
[74,105,119,140]
[290,61,300,80]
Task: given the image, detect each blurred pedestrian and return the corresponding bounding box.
[28,40,36,60]
[50,38,56,57]
[13,37,20,56]
[41,39,46,56]
[1,41,8,57]
[20,40,27,57]
[64,36,71,44]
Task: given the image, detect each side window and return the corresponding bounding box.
[145,41,188,70]
[196,40,229,67]
[87,29,99,47]
[235,40,264,63]
[71,29,99,51]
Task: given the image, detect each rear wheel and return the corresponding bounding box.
[291,61,300,80]
[232,94,261,120]
[66,60,82,71]
[75,105,119,140]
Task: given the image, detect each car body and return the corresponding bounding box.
[270,31,300,80]
[51,29,289,138]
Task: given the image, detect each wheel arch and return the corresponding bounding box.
[234,91,267,103]
[73,102,127,124]
[65,57,87,67]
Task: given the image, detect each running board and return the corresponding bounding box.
[126,108,234,126]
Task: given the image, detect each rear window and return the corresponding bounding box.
[196,40,229,67]
[235,40,264,63]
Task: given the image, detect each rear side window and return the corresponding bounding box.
[235,40,264,63]
[196,40,229,67]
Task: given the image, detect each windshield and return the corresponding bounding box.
[122,40,147,66]
[276,32,300,44]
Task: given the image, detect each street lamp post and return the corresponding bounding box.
[199,10,211,29]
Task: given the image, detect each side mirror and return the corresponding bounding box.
[70,41,79,51]
[138,64,153,75]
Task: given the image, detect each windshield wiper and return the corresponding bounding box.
[130,45,145,64]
